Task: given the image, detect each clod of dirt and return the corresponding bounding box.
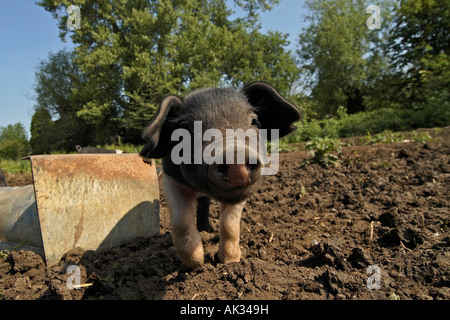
[379,208,401,227]
[320,269,349,296]
[400,227,424,249]
[9,251,45,274]
[299,241,350,271]
[378,225,424,250]
[397,149,410,158]
[348,247,372,269]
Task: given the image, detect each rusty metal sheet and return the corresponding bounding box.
[27,154,159,266]
[0,185,43,256]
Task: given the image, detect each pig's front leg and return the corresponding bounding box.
[162,174,204,269]
[218,201,245,264]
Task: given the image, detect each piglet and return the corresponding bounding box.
[140,82,301,269]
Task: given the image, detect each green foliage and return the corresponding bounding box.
[414,52,450,124]
[0,158,31,174]
[290,103,450,143]
[35,0,298,148]
[0,250,8,260]
[363,130,403,144]
[297,0,393,117]
[388,0,449,75]
[31,50,97,154]
[387,0,450,110]
[28,0,449,154]
[276,139,297,153]
[0,241,26,260]
[296,0,449,124]
[287,93,318,122]
[0,123,31,160]
[388,292,401,300]
[411,131,432,144]
[305,137,342,166]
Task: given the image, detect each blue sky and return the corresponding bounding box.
[0,0,307,137]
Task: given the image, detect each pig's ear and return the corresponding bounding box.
[140,95,184,159]
[243,82,301,140]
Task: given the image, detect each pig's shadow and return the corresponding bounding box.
[54,232,181,300]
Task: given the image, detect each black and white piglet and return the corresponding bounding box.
[140,82,301,269]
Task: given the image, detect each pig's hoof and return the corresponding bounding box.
[217,251,241,265]
[182,257,204,270]
[179,246,205,270]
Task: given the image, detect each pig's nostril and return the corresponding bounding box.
[217,164,228,177]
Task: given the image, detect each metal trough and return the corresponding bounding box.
[0,154,160,266]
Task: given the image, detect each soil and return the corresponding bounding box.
[1,128,449,300]
[3,171,33,187]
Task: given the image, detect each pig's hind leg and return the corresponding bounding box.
[162,174,204,269]
[196,196,213,232]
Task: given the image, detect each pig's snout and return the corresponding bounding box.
[209,162,260,189]
[208,146,261,190]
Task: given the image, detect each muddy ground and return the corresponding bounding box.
[1,128,449,300]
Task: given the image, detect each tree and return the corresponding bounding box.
[387,0,450,117]
[224,29,299,94]
[31,49,95,154]
[37,0,298,144]
[0,123,31,160]
[30,107,54,154]
[297,0,392,116]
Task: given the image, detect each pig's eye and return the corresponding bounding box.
[250,116,261,128]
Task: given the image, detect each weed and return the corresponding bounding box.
[0,241,26,260]
[362,130,404,145]
[411,131,432,144]
[372,160,396,170]
[305,137,342,166]
[388,292,401,300]
[277,139,298,153]
[0,249,9,260]
[345,149,362,166]
[299,185,307,197]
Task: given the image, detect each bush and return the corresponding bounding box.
[337,108,407,138]
[288,105,449,142]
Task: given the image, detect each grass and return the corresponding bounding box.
[0,158,31,174]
